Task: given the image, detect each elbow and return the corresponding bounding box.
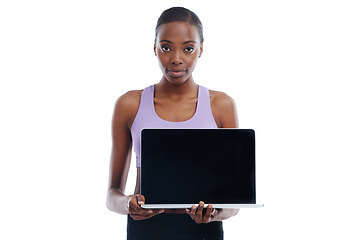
[106,192,111,211]
[106,188,128,215]
[106,198,112,212]
[233,208,240,216]
[106,189,115,212]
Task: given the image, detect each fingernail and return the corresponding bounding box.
[159,209,164,213]
[148,210,153,213]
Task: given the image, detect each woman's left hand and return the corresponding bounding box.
[186,201,217,224]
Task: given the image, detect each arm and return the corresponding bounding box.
[106,91,164,219]
[211,91,240,220]
[106,94,134,215]
[186,91,240,223]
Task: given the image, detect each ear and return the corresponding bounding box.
[154,42,157,56]
[199,44,203,58]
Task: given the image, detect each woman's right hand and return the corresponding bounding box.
[127,194,164,220]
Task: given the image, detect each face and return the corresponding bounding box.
[154,21,203,85]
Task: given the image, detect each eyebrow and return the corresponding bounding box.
[159,40,197,44]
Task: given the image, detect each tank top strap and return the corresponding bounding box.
[195,85,218,126]
[138,85,154,117]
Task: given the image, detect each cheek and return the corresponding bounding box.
[156,55,167,68]
[156,52,169,65]
[159,59,170,71]
[186,55,199,68]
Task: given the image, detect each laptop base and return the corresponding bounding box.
[141,204,264,209]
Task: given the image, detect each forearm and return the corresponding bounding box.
[211,208,239,222]
[106,188,132,215]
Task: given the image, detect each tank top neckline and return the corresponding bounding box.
[150,84,200,124]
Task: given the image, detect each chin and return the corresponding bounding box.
[164,74,192,86]
[166,78,189,86]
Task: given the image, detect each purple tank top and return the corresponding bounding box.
[131,84,218,167]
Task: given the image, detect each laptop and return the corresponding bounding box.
[140,129,264,209]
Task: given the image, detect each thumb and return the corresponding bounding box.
[135,194,145,205]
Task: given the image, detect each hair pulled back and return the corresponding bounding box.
[155,7,204,43]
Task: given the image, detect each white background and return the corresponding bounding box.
[1,0,359,239]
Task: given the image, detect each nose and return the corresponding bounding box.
[171,51,183,65]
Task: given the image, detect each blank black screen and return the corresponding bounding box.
[141,129,256,204]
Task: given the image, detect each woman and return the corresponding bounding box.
[106,7,239,240]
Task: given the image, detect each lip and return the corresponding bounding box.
[167,68,187,77]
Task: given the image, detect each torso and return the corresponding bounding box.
[123,85,233,213]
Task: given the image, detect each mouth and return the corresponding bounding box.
[167,68,187,77]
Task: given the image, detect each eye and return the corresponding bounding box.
[185,47,195,53]
[161,46,171,52]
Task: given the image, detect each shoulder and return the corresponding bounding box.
[209,90,237,112]
[113,90,143,128]
[115,90,143,109]
[209,89,238,128]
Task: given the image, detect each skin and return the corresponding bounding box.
[106,21,239,223]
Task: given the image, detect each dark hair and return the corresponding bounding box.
[155,7,204,43]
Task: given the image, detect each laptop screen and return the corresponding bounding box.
[141,129,256,205]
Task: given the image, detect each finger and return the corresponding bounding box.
[144,208,163,215]
[204,204,212,218]
[143,207,163,215]
[197,201,205,216]
[130,210,164,220]
[204,204,213,222]
[211,208,217,217]
[129,195,146,213]
[133,207,162,215]
[129,206,163,216]
[130,213,153,221]
[188,205,197,218]
[128,196,140,212]
[196,201,205,220]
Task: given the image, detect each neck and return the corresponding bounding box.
[156,77,198,98]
